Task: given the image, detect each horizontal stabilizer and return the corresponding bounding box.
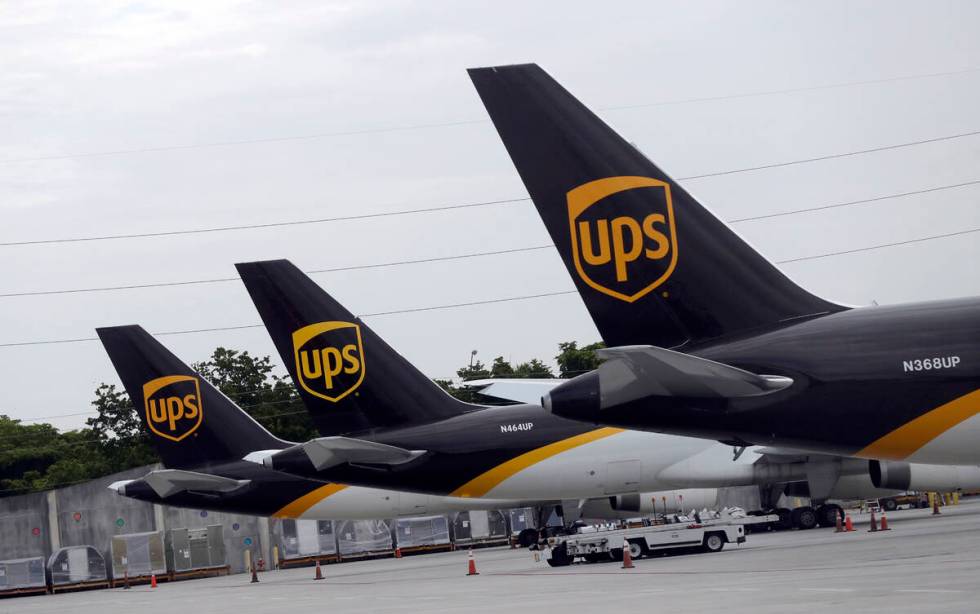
[264,437,427,472]
[142,469,251,499]
[595,345,792,407]
[461,378,561,405]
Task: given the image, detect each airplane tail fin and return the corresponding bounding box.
[468,63,846,348]
[236,260,470,436]
[96,325,287,468]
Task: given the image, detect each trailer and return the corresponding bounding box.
[546,513,777,567]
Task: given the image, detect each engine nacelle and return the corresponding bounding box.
[870,461,980,492]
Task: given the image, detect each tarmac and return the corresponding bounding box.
[9,501,980,614]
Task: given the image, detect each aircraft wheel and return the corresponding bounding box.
[791,506,818,530]
[547,543,572,567]
[517,528,539,548]
[816,504,842,528]
[774,508,793,530]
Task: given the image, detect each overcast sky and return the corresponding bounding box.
[1,0,978,430]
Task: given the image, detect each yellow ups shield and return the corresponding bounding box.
[143,375,203,442]
[567,176,678,303]
[292,321,365,402]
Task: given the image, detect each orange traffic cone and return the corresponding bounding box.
[150,573,157,588]
[835,513,843,533]
[314,560,324,580]
[880,513,891,531]
[868,510,878,532]
[466,548,479,576]
[395,547,402,559]
[932,495,942,515]
[251,564,259,583]
[621,539,634,569]
[844,514,854,532]
[123,571,131,589]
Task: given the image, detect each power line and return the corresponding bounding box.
[3,178,977,300]
[0,244,555,298]
[727,179,980,223]
[776,227,980,264]
[0,289,581,348]
[1,223,977,351]
[0,197,530,247]
[602,66,980,110]
[4,128,978,249]
[678,129,980,180]
[3,65,978,166]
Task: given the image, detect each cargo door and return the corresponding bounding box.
[604,460,642,494]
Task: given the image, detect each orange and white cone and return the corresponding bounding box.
[395,547,402,559]
[621,539,634,569]
[314,559,324,580]
[868,510,878,532]
[150,573,157,588]
[835,513,843,533]
[880,513,891,531]
[844,514,854,532]
[466,548,479,576]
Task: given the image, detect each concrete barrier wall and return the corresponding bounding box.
[56,466,157,561]
[0,465,271,576]
[0,491,50,559]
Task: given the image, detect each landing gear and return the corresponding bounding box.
[774,508,794,530]
[816,504,843,528]
[547,542,572,567]
[517,528,539,548]
[791,506,818,530]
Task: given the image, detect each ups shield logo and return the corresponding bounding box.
[143,375,203,442]
[292,321,365,402]
[567,176,678,303]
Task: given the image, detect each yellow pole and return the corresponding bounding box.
[273,545,280,570]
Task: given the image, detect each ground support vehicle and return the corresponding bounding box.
[545,514,777,566]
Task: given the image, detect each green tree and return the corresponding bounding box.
[514,358,554,378]
[193,347,318,442]
[490,356,514,378]
[456,359,490,381]
[555,341,605,378]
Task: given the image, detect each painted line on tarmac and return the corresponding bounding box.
[897,589,966,593]
[799,588,856,592]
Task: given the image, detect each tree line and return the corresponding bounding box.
[0,342,602,497]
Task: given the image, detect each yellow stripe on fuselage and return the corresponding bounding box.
[450,427,625,498]
[273,483,348,518]
[857,389,980,460]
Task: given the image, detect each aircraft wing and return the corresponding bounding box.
[461,378,561,405]
[141,469,251,498]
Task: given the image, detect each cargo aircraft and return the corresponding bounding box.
[468,63,980,470]
[99,325,716,528]
[98,325,534,519]
[234,261,980,528]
